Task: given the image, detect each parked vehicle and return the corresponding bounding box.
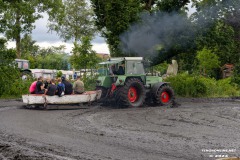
[15,59,32,79]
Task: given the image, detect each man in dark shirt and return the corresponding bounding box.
[61,76,73,95]
[116,63,125,75]
[44,78,51,89]
[45,79,57,96]
[36,76,45,94]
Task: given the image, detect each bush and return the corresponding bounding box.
[166,73,240,97]
[215,78,239,97]
[0,78,33,98]
[81,74,98,91]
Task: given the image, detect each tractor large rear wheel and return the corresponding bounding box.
[153,84,174,106]
[115,78,146,107]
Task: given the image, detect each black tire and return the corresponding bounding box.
[152,84,174,106]
[96,86,108,99]
[115,78,146,107]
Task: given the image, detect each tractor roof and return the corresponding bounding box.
[99,57,143,65]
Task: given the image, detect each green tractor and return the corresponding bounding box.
[96,57,175,107]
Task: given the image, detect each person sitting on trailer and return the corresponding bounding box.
[44,78,51,89]
[35,76,45,94]
[56,78,65,97]
[29,79,37,94]
[73,76,84,94]
[61,76,73,95]
[44,79,57,96]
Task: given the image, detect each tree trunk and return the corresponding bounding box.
[16,8,21,58]
[16,34,21,58]
[145,0,153,11]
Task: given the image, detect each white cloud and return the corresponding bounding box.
[92,43,109,54]
[6,40,110,54]
[5,12,110,54]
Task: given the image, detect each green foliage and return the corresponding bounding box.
[0,39,30,98]
[153,61,168,75]
[21,34,39,58]
[196,47,220,76]
[57,71,63,78]
[81,74,98,91]
[70,36,100,70]
[24,45,70,70]
[166,73,206,97]
[231,63,240,86]
[156,0,190,13]
[0,78,32,98]
[166,73,240,97]
[0,0,63,58]
[48,0,95,43]
[35,53,69,70]
[90,0,142,56]
[195,21,238,65]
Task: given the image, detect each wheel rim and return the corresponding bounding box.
[128,86,138,103]
[161,91,170,103]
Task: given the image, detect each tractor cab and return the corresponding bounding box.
[98,57,145,76]
[97,57,146,88]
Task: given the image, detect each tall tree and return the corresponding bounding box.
[156,0,190,13]
[91,0,190,57]
[21,34,39,58]
[0,38,19,97]
[192,0,240,65]
[91,0,142,57]
[0,0,63,58]
[48,0,95,43]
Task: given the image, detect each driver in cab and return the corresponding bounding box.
[110,63,125,75]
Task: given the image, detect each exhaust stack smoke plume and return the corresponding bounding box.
[120,12,194,57]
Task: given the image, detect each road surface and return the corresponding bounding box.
[0,98,239,160]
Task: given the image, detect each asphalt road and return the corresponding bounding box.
[0,98,239,160]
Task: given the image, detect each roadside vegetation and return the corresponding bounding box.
[166,74,240,97]
[164,47,240,97]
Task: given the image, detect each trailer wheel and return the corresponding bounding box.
[115,78,146,107]
[153,84,174,106]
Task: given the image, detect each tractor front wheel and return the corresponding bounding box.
[115,78,146,107]
[153,84,174,106]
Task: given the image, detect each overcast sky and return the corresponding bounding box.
[5,2,195,55]
[6,13,110,54]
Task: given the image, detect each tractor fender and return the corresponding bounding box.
[151,82,169,95]
[116,76,144,86]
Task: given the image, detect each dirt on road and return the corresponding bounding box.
[0,98,239,160]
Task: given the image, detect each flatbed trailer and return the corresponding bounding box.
[22,90,102,109]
